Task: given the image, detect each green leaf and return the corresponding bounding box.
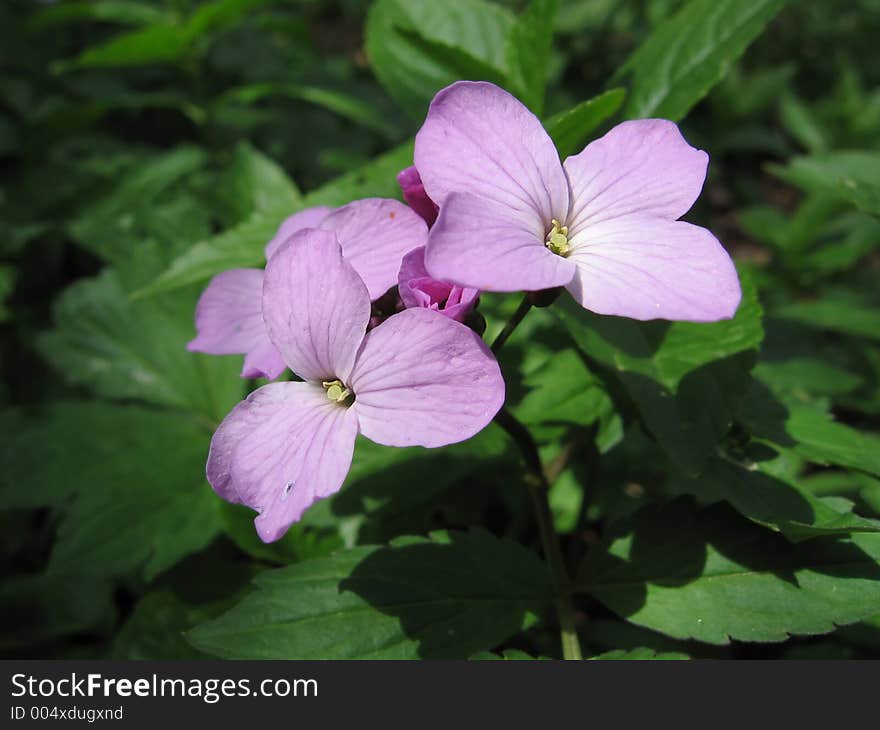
[0,402,221,581]
[28,0,169,30]
[67,0,273,68]
[616,0,788,121]
[505,0,559,114]
[769,151,880,216]
[558,271,763,390]
[754,358,863,401]
[110,590,218,659]
[513,348,612,431]
[38,269,243,423]
[556,270,763,472]
[471,649,550,660]
[773,293,880,341]
[220,502,343,565]
[138,141,413,296]
[181,0,271,43]
[0,263,16,322]
[68,24,189,68]
[133,213,285,298]
[798,213,880,276]
[218,84,401,140]
[779,94,829,153]
[68,146,209,265]
[546,88,626,159]
[365,0,516,118]
[580,499,880,644]
[741,386,880,477]
[189,530,552,659]
[669,457,880,542]
[224,140,302,216]
[302,426,512,544]
[589,647,689,660]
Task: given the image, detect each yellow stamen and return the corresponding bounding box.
[545,219,570,256]
[322,379,355,406]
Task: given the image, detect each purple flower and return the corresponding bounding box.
[207,229,504,542]
[264,206,333,260]
[187,199,427,379]
[398,246,479,323]
[397,166,438,226]
[415,82,742,322]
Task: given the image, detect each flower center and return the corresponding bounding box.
[322,379,355,406]
[545,219,570,257]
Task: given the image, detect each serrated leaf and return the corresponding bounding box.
[580,499,880,645]
[616,0,788,121]
[189,530,552,659]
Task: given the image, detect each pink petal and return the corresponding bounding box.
[349,308,504,448]
[565,215,742,322]
[398,246,479,323]
[262,229,370,382]
[563,119,708,233]
[397,166,438,226]
[187,268,285,380]
[414,81,569,225]
[264,206,334,260]
[424,193,576,292]
[241,339,287,381]
[206,381,358,542]
[318,198,427,300]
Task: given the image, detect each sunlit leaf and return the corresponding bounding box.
[616,0,788,121]
[189,530,551,659]
[580,499,880,644]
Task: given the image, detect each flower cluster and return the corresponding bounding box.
[191,81,741,542]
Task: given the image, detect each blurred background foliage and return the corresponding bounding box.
[1,0,879,660]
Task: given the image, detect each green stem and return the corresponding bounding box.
[491,295,532,354]
[494,408,583,660]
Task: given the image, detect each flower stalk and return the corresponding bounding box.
[494,407,583,661]
[491,295,533,354]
